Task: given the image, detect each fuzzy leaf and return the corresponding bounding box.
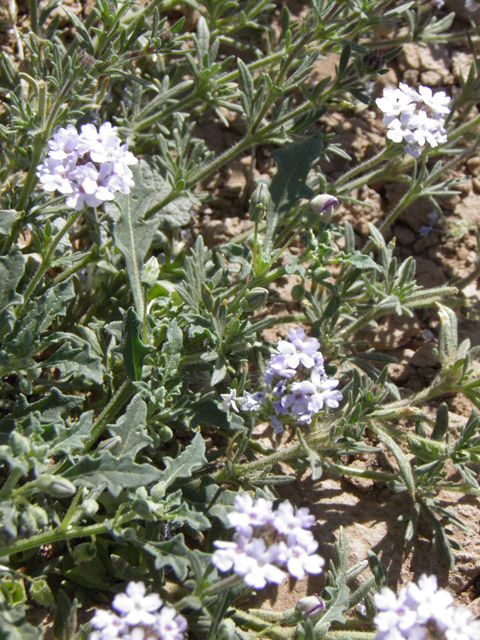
[64,451,162,497]
[0,589,43,640]
[139,160,192,229]
[264,137,322,257]
[50,411,94,456]
[0,210,19,236]
[112,164,157,318]
[373,425,415,497]
[0,388,84,442]
[41,343,103,385]
[53,589,77,640]
[0,249,25,315]
[343,253,382,272]
[108,394,152,458]
[151,432,206,499]
[120,307,152,381]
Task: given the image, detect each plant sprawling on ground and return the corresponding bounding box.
[1,0,480,638]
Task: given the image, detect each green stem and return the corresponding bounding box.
[58,488,84,532]
[204,574,243,596]
[0,513,134,557]
[29,0,39,34]
[14,132,46,214]
[371,380,450,417]
[82,379,135,453]
[15,210,83,317]
[230,427,330,477]
[134,86,201,133]
[333,146,390,192]
[327,633,376,640]
[324,461,395,483]
[49,245,99,288]
[0,469,22,502]
[251,33,312,134]
[145,136,252,218]
[134,80,195,123]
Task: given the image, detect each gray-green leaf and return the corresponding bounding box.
[112,164,158,318]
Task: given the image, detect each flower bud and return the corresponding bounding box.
[249,183,271,222]
[36,475,77,498]
[291,284,305,301]
[81,499,99,516]
[362,49,384,73]
[296,595,325,617]
[96,435,122,456]
[309,194,339,223]
[245,287,269,310]
[159,425,173,443]
[141,256,160,287]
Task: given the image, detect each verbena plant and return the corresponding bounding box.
[1,0,480,638]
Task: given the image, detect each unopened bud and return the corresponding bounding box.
[296,596,325,617]
[81,499,99,516]
[141,256,160,287]
[309,194,339,223]
[245,287,269,310]
[37,475,77,498]
[97,435,122,456]
[249,183,271,222]
[291,284,305,301]
[362,49,384,73]
[159,425,173,443]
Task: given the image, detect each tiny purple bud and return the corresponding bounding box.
[309,195,339,223]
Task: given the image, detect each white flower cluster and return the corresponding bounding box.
[212,493,325,589]
[376,83,451,157]
[221,327,342,433]
[374,574,480,640]
[89,581,187,640]
[36,122,138,210]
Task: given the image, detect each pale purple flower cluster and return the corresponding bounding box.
[36,122,137,209]
[221,328,342,433]
[374,575,480,640]
[88,581,187,640]
[376,83,451,157]
[212,493,325,589]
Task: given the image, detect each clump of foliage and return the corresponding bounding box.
[1,0,480,638]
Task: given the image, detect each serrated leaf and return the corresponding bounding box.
[6,280,75,360]
[53,589,77,640]
[0,389,84,441]
[162,318,183,377]
[120,307,152,381]
[264,137,322,257]
[112,164,158,318]
[151,432,206,499]
[132,533,190,580]
[139,160,192,229]
[41,342,103,385]
[0,249,25,316]
[211,356,227,387]
[0,210,19,236]
[0,589,43,640]
[64,451,162,497]
[219,243,252,281]
[285,253,305,277]
[343,253,382,272]
[50,411,94,456]
[108,394,152,458]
